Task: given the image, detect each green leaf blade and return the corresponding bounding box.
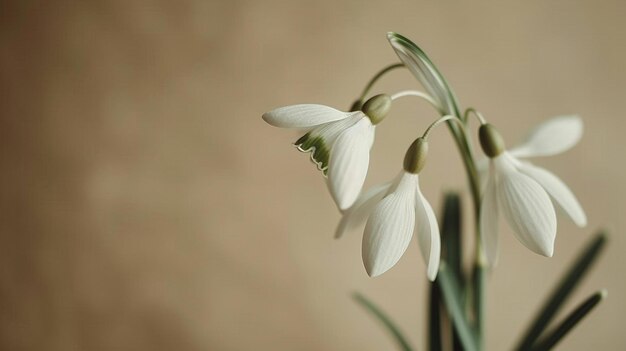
[531,290,607,351]
[515,231,607,351]
[353,292,414,351]
[429,282,443,351]
[441,193,462,280]
[440,192,465,350]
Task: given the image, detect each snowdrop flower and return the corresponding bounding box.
[349,138,441,279]
[262,95,392,210]
[478,116,587,265]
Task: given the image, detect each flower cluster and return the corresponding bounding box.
[262,33,586,279]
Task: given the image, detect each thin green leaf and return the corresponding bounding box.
[515,231,607,351]
[437,263,478,351]
[441,193,462,279]
[440,192,465,350]
[353,292,414,351]
[429,282,443,351]
[531,290,607,351]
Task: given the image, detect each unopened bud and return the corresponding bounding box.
[479,124,505,158]
[403,138,429,174]
[362,94,392,125]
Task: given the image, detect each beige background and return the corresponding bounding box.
[1,0,624,350]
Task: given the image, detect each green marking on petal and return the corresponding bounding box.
[294,133,331,176]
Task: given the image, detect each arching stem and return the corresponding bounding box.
[358,63,404,101]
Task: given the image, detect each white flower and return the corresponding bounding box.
[479,116,587,265]
[337,138,440,279]
[263,96,390,210]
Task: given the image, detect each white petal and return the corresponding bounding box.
[494,154,557,257]
[517,162,587,227]
[262,104,350,128]
[306,113,363,142]
[362,172,417,277]
[479,162,500,266]
[415,182,441,281]
[509,115,583,158]
[387,32,451,113]
[327,118,375,210]
[335,182,392,239]
[476,156,489,174]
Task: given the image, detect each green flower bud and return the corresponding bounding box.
[361,94,392,125]
[403,137,429,174]
[479,123,505,158]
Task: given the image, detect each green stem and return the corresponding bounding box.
[358,63,404,101]
[472,262,486,349]
[448,121,481,218]
[442,80,484,351]
[439,105,486,351]
[381,35,485,349]
[438,263,479,351]
[463,108,487,125]
[461,107,487,345]
[403,40,482,220]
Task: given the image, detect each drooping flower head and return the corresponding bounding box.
[262,95,392,210]
[478,116,586,265]
[336,137,441,279]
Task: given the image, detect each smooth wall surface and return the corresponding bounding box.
[1,1,624,350]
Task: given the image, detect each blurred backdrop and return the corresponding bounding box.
[1,0,624,350]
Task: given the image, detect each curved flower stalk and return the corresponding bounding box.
[262,95,391,210]
[388,32,482,218]
[478,117,587,265]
